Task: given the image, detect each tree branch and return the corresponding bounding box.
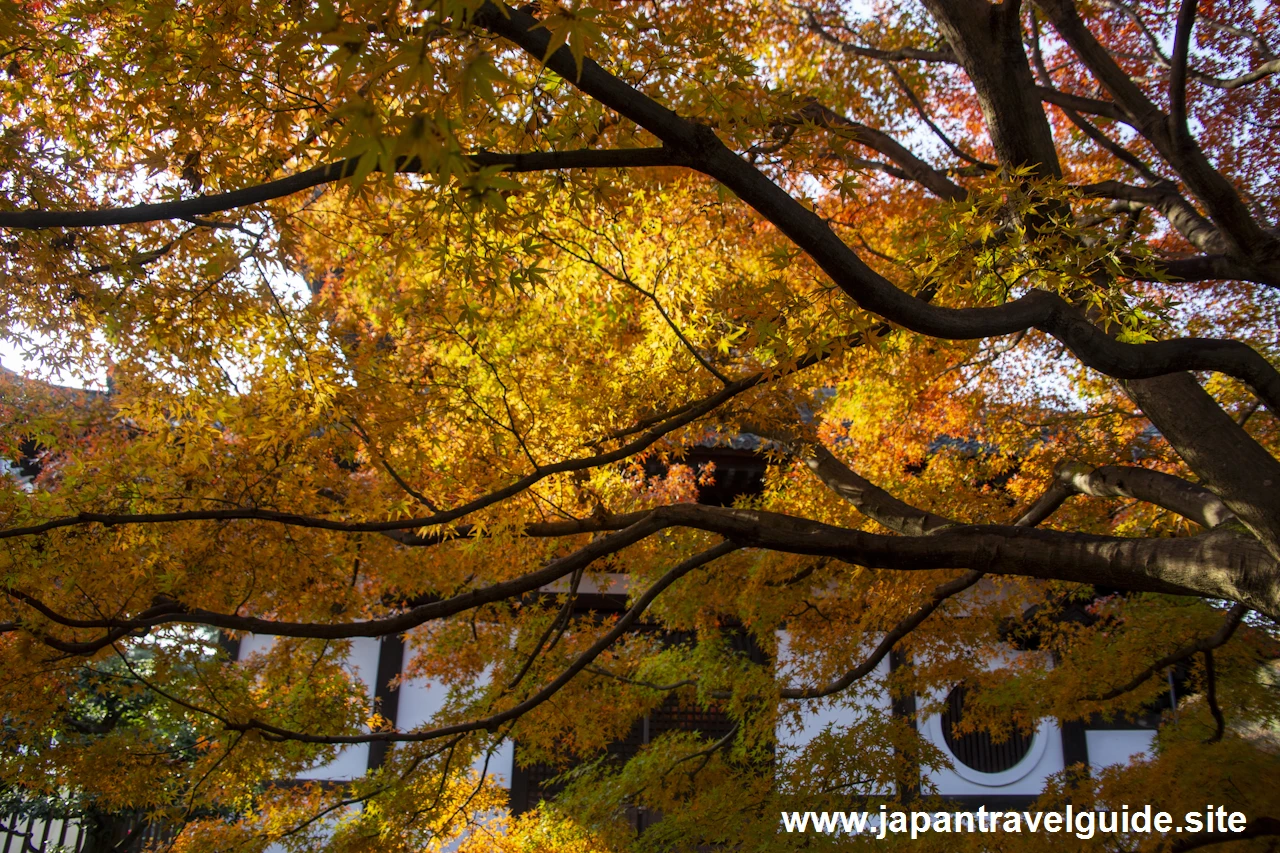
[1035,85,1133,123]
[1169,0,1198,144]
[0,148,679,230]
[805,11,958,64]
[1034,0,1280,263]
[468,4,1280,410]
[1086,603,1248,700]
[1202,648,1225,743]
[794,101,968,201]
[800,443,956,536]
[215,541,738,744]
[1077,180,1227,256]
[6,513,668,652]
[780,570,984,699]
[1049,461,1236,528]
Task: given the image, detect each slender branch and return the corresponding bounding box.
[215,541,738,744]
[1086,603,1248,700]
[1035,85,1133,123]
[799,443,955,536]
[806,13,958,64]
[1102,0,1280,89]
[780,570,985,699]
[584,666,699,692]
[884,64,995,170]
[1189,57,1280,89]
[541,232,731,383]
[661,721,739,779]
[6,514,668,652]
[0,148,679,230]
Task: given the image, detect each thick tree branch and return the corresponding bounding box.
[468,4,1280,414]
[1078,180,1227,256]
[801,444,956,536]
[1120,372,1280,565]
[1050,461,1236,528]
[10,501,1280,645]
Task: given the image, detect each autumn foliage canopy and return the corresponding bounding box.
[2,0,1280,849]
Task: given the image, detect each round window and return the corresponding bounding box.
[941,685,1035,774]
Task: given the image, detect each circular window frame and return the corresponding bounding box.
[925,699,1051,786]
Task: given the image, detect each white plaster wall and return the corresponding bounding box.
[776,656,894,751]
[1086,729,1155,772]
[775,632,895,795]
[396,644,514,787]
[236,634,380,781]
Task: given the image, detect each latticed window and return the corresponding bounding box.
[508,693,738,820]
[940,685,1035,774]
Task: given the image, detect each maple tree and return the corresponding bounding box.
[2,0,1280,849]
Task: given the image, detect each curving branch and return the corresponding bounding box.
[474,6,1280,421]
[800,443,955,536]
[1086,602,1249,700]
[5,513,668,653]
[1169,0,1198,143]
[780,442,1074,701]
[805,11,958,64]
[214,541,738,745]
[1191,57,1280,90]
[780,570,985,700]
[883,64,996,171]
